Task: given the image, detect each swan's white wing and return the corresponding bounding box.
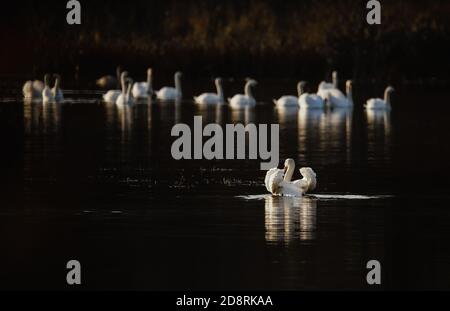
[195,93,222,105]
[157,87,179,101]
[132,82,149,98]
[299,93,324,109]
[265,168,284,194]
[275,96,298,107]
[366,98,388,110]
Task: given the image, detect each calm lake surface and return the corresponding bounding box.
[0,78,449,290]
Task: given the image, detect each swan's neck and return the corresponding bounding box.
[384,89,392,106]
[346,84,353,103]
[126,81,133,98]
[332,72,338,89]
[175,75,182,95]
[121,76,127,94]
[215,80,224,99]
[147,71,153,94]
[284,164,295,182]
[245,82,254,98]
[297,83,305,97]
[54,78,60,90]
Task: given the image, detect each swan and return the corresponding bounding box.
[23,78,44,100]
[325,80,353,108]
[132,68,154,99]
[194,78,225,105]
[317,70,339,98]
[103,71,128,103]
[228,79,258,108]
[116,76,134,106]
[273,82,302,107]
[366,86,395,110]
[96,66,121,90]
[42,74,54,103]
[298,81,325,109]
[265,158,317,197]
[52,74,64,103]
[156,71,182,101]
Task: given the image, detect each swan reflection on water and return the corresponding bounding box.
[366,109,391,162]
[24,100,62,134]
[265,195,317,245]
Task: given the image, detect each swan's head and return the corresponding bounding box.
[332,71,338,79]
[121,71,129,80]
[215,77,223,85]
[53,74,61,83]
[283,158,295,172]
[44,74,51,86]
[346,80,353,93]
[297,81,307,96]
[175,72,183,79]
[385,86,395,94]
[147,68,153,76]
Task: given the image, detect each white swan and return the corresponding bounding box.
[366,86,395,110]
[273,82,302,107]
[228,79,258,108]
[156,71,182,101]
[52,74,64,103]
[42,74,54,103]
[325,80,353,108]
[103,72,128,103]
[96,66,121,90]
[298,81,325,109]
[317,70,339,99]
[265,159,317,197]
[116,76,134,106]
[194,78,225,105]
[23,78,44,100]
[132,68,154,99]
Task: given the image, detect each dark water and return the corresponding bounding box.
[0,80,450,290]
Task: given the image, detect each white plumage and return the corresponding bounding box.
[228,79,258,108]
[194,78,225,105]
[156,71,182,101]
[366,86,395,110]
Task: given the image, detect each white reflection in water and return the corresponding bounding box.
[265,196,317,245]
[196,103,226,124]
[230,106,255,125]
[276,106,298,130]
[366,109,391,162]
[24,100,62,134]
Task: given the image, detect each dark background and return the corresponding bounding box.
[1,0,450,86]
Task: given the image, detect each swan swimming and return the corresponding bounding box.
[194,78,225,105]
[273,81,302,107]
[42,74,54,103]
[103,71,128,103]
[51,74,64,103]
[366,86,395,110]
[156,71,182,101]
[132,68,154,99]
[317,70,339,100]
[228,79,258,108]
[96,66,121,90]
[324,80,353,108]
[23,78,45,100]
[116,76,134,106]
[265,159,317,197]
[298,81,325,109]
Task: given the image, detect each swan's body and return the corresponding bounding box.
[297,81,325,109]
[317,71,339,101]
[132,68,154,99]
[42,74,54,103]
[228,79,257,108]
[116,73,134,106]
[51,74,64,103]
[156,71,182,101]
[97,66,121,90]
[366,86,395,110]
[194,78,225,105]
[23,79,44,100]
[265,159,317,197]
[325,80,353,108]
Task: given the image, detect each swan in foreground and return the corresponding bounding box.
[132,68,154,99]
[42,74,54,103]
[156,71,182,101]
[96,66,121,90]
[116,76,134,106]
[317,70,339,99]
[52,74,64,103]
[298,81,325,109]
[194,78,225,105]
[23,77,45,100]
[265,159,317,197]
[324,80,353,108]
[229,79,258,108]
[366,86,395,110]
[103,72,128,103]
[273,82,302,107]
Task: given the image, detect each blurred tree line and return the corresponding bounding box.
[1,0,450,84]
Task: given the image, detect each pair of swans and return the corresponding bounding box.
[23,74,64,103]
[103,71,135,105]
[273,81,324,109]
[265,159,317,197]
[317,71,353,108]
[194,78,258,108]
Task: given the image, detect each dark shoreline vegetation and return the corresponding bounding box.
[2,0,450,87]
